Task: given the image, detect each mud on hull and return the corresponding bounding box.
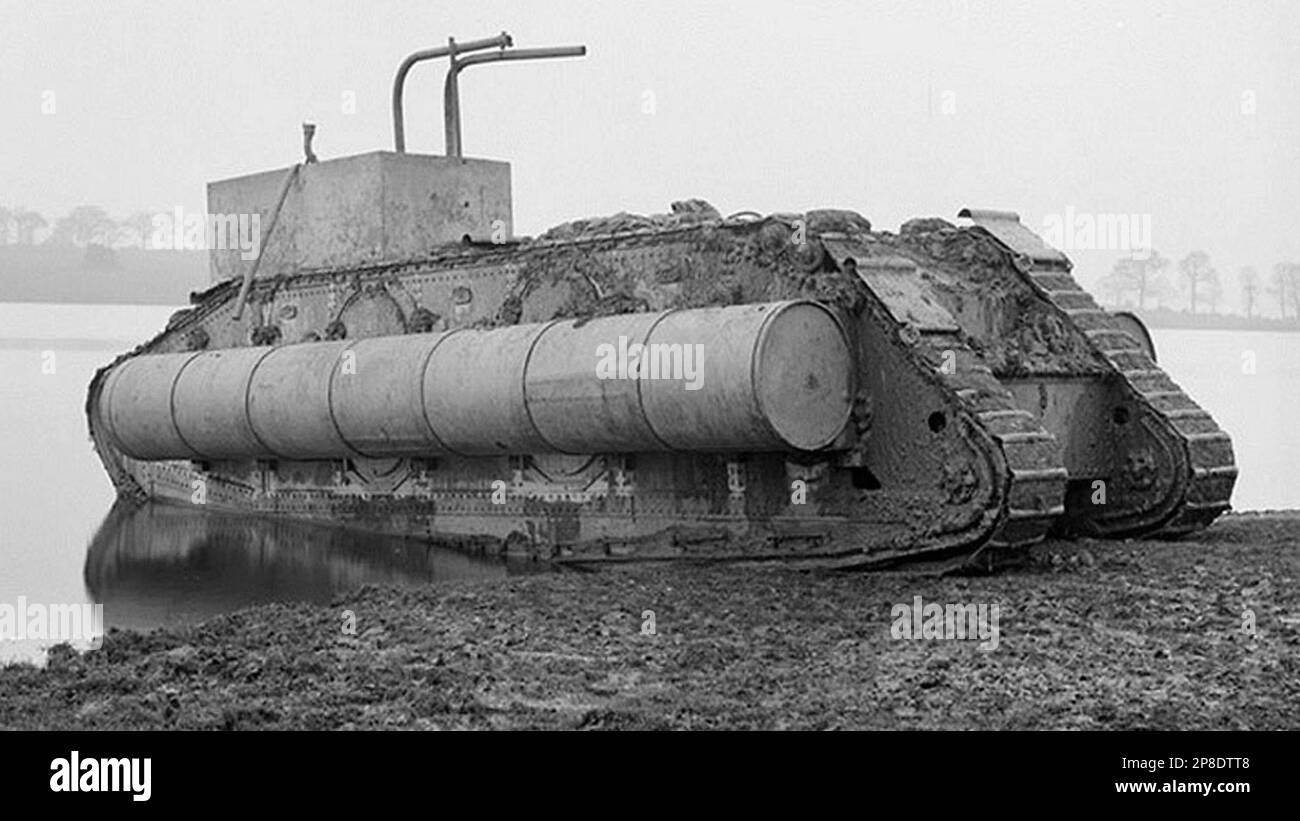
[88,210,1233,570]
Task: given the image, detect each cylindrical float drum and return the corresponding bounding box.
[245,341,355,459]
[98,352,202,460]
[523,310,667,453]
[423,323,555,456]
[523,301,852,452]
[171,347,272,459]
[330,333,455,458]
[95,300,854,460]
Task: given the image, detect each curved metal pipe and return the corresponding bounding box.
[442,45,587,158]
[392,33,512,152]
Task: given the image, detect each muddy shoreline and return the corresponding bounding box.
[3,512,1298,730]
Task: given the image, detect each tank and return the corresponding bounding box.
[86,34,1237,570]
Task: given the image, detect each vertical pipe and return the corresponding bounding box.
[442,46,586,158]
[391,33,511,152]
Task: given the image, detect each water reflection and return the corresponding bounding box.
[83,501,533,631]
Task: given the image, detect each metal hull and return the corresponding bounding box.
[88,208,1235,569]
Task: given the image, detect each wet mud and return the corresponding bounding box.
[3,512,1297,730]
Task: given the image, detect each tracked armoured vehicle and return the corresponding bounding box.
[87,35,1236,570]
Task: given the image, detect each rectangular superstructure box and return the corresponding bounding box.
[206,151,512,282]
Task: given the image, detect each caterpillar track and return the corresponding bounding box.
[956,210,1237,539]
[85,34,1234,572]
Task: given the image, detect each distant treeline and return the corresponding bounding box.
[0,245,208,305]
[1095,249,1300,321]
[0,204,210,305]
[1,204,152,249]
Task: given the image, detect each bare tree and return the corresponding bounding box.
[1178,251,1216,315]
[1150,274,1177,309]
[13,209,47,244]
[1098,261,1139,307]
[1113,249,1169,309]
[1269,264,1299,319]
[1205,275,1224,314]
[1238,267,1260,318]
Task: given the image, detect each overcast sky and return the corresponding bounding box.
[2,0,1297,296]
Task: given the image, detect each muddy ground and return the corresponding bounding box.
[2,512,1298,730]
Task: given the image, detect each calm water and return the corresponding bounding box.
[1146,328,1300,513]
[0,302,1296,662]
[0,302,521,663]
